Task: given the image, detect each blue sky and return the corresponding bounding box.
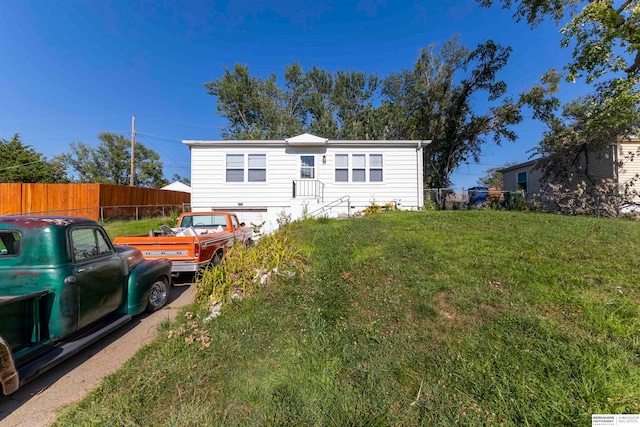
[0,0,589,189]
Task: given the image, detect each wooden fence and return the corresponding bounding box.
[0,183,191,221]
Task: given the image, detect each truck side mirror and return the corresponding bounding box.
[240,222,245,227]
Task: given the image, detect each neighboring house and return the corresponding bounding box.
[182,133,428,233]
[501,160,545,195]
[161,181,192,193]
[501,136,640,202]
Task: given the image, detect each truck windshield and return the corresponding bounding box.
[0,231,21,256]
[179,214,228,228]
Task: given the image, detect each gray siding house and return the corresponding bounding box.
[501,136,640,204]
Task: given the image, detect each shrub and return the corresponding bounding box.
[195,228,306,310]
[363,200,382,215]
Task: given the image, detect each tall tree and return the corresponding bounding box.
[58,132,168,188]
[206,38,558,188]
[478,162,517,188]
[477,0,639,81]
[0,134,68,183]
[382,37,557,188]
[477,0,640,168]
[204,63,380,140]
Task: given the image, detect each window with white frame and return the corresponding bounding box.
[226,154,266,182]
[226,154,244,182]
[334,153,383,183]
[248,154,266,182]
[369,154,383,182]
[335,154,348,182]
[300,155,315,179]
[517,171,527,192]
[352,154,366,182]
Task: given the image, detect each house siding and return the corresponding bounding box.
[616,141,640,186]
[501,137,640,208]
[502,162,543,195]
[186,138,425,233]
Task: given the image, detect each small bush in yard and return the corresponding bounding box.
[195,227,306,311]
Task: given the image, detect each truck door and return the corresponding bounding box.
[230,214,241,243]
[70,227,125,329]
[230,214,249,245]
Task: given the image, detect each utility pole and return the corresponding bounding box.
[130,115,135,187]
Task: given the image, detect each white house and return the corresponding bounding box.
[182,133,428,233]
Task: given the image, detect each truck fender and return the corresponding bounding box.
[0,336,19,395]
[125,258,172,316]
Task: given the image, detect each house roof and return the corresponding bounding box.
[499,159,539,173]
[161,181,191,193]
[285,133,328,146]
[182,133,429,148]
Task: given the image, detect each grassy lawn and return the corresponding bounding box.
[56,211,640,426]
[102,216,175,240]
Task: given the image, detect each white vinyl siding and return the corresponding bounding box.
[187,137,423,234]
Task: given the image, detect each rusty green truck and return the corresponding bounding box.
[0,216,172,395]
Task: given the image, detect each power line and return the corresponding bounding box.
[0,161,41,172]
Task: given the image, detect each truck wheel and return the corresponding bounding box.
[146,277,169,312]
[212,252,222,266]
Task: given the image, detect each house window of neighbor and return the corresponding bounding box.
[369,154,383,182]
[517,171,528,192]
[226,154,244,182]
[335,154,348,182]
[300,156,315,179]
[248,154,266,182]
[352,154,366,182]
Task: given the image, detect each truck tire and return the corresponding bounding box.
[212,251,222,266]
[146,277,169,312]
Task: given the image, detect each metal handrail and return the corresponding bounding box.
[309,195,350,218]
[292,180,325,202]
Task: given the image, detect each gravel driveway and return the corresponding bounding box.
[0,282,196,427]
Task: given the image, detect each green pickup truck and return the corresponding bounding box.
[0,216,172,395]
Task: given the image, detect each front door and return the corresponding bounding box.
[70,227,125,329]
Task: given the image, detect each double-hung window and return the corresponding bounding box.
[226,154,266,182]
[300,156,315,179]
[369,154,383,182]
[248,154,266,182]
[226,154,244,182]
[352,155,366,182]
[335,154,349,182]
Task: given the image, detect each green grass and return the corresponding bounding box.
[101,217,174,240]
[54,211,640,426]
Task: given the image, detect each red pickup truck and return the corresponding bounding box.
[113,212,253,275]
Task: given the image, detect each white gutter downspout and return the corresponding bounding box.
[417,141,424,209]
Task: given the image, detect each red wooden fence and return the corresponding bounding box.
[0,183,191,221]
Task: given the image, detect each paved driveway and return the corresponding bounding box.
[0,283,195,427]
